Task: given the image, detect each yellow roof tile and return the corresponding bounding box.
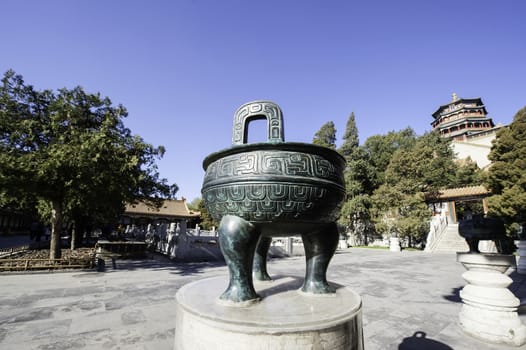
[124,199,200,219]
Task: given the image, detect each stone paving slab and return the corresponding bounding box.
[0,248,526,349]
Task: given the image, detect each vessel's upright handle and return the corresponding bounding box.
[232,101,284,145]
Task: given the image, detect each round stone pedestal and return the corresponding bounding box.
[174,276,363,350]
[457,253,526,346]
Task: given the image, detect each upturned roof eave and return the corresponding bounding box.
[431,97,484,119]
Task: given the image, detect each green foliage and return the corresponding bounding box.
[338,112,359,158]
[337,113,377,242]
[386,131,456,195]
[370,131,456,244]
[339,193,374,242]
[187,197,218,230]
[197,199,218,230]
[0,70,175,257]
[362,127,416,186]
[455,200,485,220]
[187,197,201,211]
[338,114,377,197]
[452,157,483,188]
[372,187,430,243]
[486,106,526,228]
[312,121,337,149]
[343,148,378,197]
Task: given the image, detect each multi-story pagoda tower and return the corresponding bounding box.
[431,93,496,141]
[431,94,504,169]
[426,95,503,237]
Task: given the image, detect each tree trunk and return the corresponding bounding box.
[50,200,63,260]
[70,221,77,250]
[69,222,77,250]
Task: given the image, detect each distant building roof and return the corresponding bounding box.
[124,199,200,219]
[431,95,496,142]
[430,185,490,202]
[431,96,485,120]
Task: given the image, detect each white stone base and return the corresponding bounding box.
[174,276,363,350]
[459,303,526,346]
[457,253,526,347]
[389,237,401,252]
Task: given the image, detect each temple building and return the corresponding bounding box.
[427,94,506,225]
[431,94,504,169]
[122,198,200,229]
[123,198,198,222]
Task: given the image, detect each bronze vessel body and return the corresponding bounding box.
[458,216,515,254]
[202,101,346,303]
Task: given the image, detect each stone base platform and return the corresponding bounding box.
[174,275,363,350]
[457,253,526,347]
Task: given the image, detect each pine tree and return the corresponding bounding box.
[337,113,376,245]
[486,106,526,234]
[339,112,359,158]
[313,121,337,149]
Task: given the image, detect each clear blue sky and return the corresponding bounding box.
[2,0,525,201]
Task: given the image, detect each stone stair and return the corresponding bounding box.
[431,224,469,253]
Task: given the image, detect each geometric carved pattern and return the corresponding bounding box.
[203,151,344,187]
[202,149,346,223]
[203,183,345,223]
[232,101,284,145]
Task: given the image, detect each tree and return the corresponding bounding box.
[338,112,359,158]
[0,70,174,258]
[371,131,456,246]
[186,197,218,230]
[362,127,416,186]
[337,112,376,244]
[313,121,337,149]
[197,199,218,230]
[452,157,483,188]
[486,106,526,234]
[187,197,202,211]
[387,131,456,195]
[372,185,430,246]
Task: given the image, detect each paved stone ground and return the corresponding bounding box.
[1,238,526,349]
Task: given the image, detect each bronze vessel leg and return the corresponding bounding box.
[253,236,272,281]
[218,215,261,302]
[301,222,339,294]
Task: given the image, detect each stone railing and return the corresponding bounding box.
[424,215,448,252]
[172,230,222,261]
[0,240,49,258]
[0,245,30,258]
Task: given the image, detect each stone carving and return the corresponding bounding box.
[201,101,346,303]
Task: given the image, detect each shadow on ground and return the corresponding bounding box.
[100,255,226,276]
[442,287,462,303]
[509,271,526,295]
[109,254,303,276]
[398,331,453,350]
[443,270,526,318]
